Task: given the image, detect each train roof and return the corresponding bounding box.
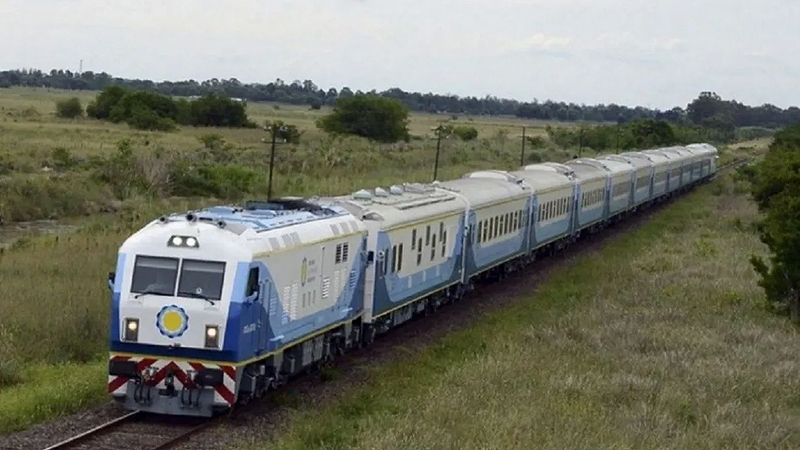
[642,148,689,164]
[597,153,652,171]
[563,159,612,181]
[161,199,354,234]
[437,172,531,208]
[574,157,633,177]
[134,198,367,256]
[327,182,469,230]
[620,150,670,166]
[654,146,694,162]
[508,167,575,194]
[685,143,719,157]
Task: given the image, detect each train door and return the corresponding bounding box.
[257,275,269,352]
[244,264,264,355]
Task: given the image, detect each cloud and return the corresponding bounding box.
[502,34,573,53]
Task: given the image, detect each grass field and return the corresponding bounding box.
[0,87,581,225]
[221,166,800,450]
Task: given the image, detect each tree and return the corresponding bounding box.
[316,94,410,143]
[55,97,83,118]
[747,124,800,321]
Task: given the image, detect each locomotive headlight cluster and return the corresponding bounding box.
[205,325,219,348]
[124,318,139,342]
[168,235,199,248]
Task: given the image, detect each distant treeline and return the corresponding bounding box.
[2,68,799,128]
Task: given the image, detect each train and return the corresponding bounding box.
[106,143,719,416]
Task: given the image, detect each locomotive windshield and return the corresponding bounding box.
[177,259,226,301]
[130,255,225,301]
[131,256,179,296]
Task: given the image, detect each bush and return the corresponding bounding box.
[452,125,478,141]
[85,86,255,130]
[169,163,260,199]
[747,123,800,319]
[127,104,177,131]
[317,94,410,143]
[55,97,83,119]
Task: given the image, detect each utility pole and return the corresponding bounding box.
[432,125,445,182]
[520,126,526,166]
[264,121,288,200]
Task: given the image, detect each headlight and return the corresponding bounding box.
[205,325,219,348]
[167,235,199,248]
[124,318,139,342]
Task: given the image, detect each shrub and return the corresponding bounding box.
[55,97,83,119]
[452,125,478,141]
[317,94,410,143]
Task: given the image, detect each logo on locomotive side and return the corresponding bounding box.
[300,257,308,286]
[156,304,189,338]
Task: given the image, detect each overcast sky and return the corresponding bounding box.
[1,0,798,110]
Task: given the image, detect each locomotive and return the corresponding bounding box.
[106,143,718,416]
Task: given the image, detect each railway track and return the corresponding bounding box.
[41,411,215,450]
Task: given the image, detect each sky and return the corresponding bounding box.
[1,0,799,110]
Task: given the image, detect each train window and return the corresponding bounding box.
[391,245,397,273]
[426,225,431,246]
[439,222,444,241]
[412,230,417,250]
[342,242,349,262]
[494,216,499,238]
[177,259,226,301]
[131,255,179,297]
[441,231,447,257]
[417,252,422,266]
[418,238,423,254]
[247,267,259,297]
[430,234,436,261]
[398,244,404,272]
[335,244,342,264]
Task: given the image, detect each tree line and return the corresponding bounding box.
[3,68,799,128]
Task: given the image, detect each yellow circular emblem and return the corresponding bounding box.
[161,310,184,333]
[156,305,189,338]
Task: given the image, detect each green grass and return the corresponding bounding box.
[234,172,800,450]
[0,362,106,435]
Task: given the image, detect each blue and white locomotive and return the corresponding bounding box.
[106,143,718,416]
